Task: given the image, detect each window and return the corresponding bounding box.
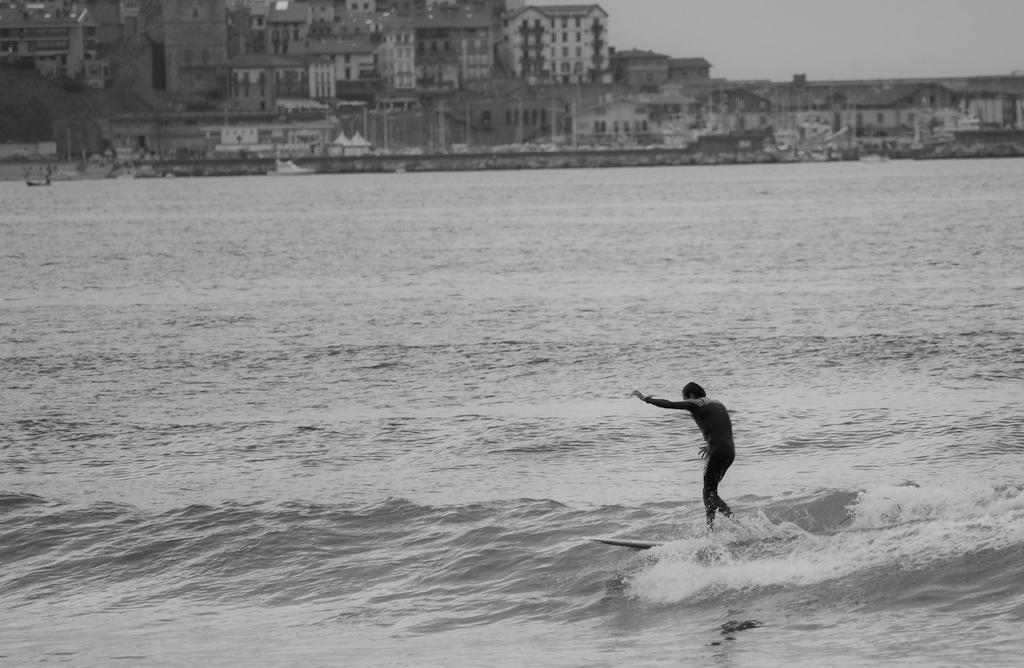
[877,112,884,124]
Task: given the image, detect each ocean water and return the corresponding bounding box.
[2,159,1023,667]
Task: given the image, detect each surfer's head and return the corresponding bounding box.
[682,382,706,399]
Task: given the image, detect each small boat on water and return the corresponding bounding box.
[25,166,53,186]
[267,159,314,176]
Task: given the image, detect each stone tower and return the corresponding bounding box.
[140,0,227,97]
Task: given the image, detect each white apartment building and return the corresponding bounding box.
[502,4,610,85]
[378,15,415,90]
[0,6,98,78]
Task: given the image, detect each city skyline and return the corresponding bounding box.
[532,0,1024,82]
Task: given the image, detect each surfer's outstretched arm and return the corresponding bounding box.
[632,390,698,412]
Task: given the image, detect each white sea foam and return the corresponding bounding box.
[630,482,1024,604]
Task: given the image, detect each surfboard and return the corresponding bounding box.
[590,537,663,550]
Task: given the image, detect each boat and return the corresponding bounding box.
[267,159,314,176]
[51,162,114,180]
[25,176,51,186]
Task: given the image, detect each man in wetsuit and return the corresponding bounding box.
[631,382,735,530]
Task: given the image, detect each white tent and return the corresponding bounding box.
[328,131,372,156]
[346,131,372,156]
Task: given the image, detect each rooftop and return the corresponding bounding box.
[669,58,712,69]
[0,7,92,25]
[414,9,492,29]
[506,4,607,19]
[612,49,670,61]
[267,1,309,24]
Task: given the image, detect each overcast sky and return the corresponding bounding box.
[531,0,1024,81]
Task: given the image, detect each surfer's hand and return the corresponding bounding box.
[698,446,709,460]
[631,389,646,400]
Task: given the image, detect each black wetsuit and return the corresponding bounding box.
[643,396,735,529]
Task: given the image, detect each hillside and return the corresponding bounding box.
[0,68,159,143]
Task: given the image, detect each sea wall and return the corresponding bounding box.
[7,136,1024,181]
[139,141,1024,178]
[142,147,782,178]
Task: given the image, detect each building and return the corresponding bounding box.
[703,88,773,132]
[106,109,335,157]
[306,0,340,24]
[842,83,960,137]
[226,1,269,56]
[333,10,385,39]
[962,91,1020,129]
[83,58,112,89]
[378,14,416,91]
[291,37,379,102]
[81,0,131,47]
[287,40,341,99]
[415,6,494,90]
[227,53,308,112]
[206,119,336,156]
[266,0,311,54]
[0,6,98,78]
[610,49,668,90]
[668,57,711,83]
[573,98,653,144]
[501,4,610,85]
[139,0,227,97]
[122,0,139,36]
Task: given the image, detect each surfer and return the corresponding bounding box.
[632,382,735,530]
